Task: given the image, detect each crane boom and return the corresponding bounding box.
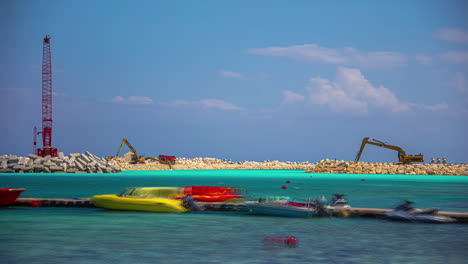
[354,137,424,164]
[35,35,58,157]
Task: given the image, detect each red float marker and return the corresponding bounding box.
[30,201,41,207]
[263,236,298,247]
[281,185,287,189]
[286,180,291,184]
[361,179,366,181]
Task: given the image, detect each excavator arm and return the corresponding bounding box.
[355,137,371,163]
[111,138,173,168]
[143,157,172,169]
[115,138,140,162]
[355,137,424,163]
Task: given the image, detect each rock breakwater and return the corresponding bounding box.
[109,155,313,170]
[0,152,121,173]
[2,152,466,175]
[110,155,467,175]
[305,159,468,176]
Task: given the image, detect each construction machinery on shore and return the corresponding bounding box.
[355,137,424,164]
[108,138,175,168]
[33,35,59,157]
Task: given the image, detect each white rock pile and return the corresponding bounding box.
[0,152,121,173]
[111,155,314,170]
[305,159,468,176]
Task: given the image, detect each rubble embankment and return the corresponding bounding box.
[111,155,468,175]
[0,152,121,173]
[109,154,313,170]
[2,152,466,175]
[305,159,468,176]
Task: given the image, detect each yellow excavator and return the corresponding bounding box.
[110,138,172,169]
[354,137,424,164]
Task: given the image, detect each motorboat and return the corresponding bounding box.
[331,194,350,208]
[91,185,248,212]
[385,200,456,223]
[0,188,26,206]
[91,187,191,213]
[247,196,318,217]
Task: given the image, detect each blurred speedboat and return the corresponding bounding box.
[331,194,350,208]
[91,187,190,213]
[91,186,247,212]
[385,200,456,223]
[0,188,26,206]
[247,197,318,217]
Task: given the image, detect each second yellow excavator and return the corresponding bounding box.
[111,138,173,168]
[354,137,424,164]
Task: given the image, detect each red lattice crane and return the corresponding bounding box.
[33,35,59,157]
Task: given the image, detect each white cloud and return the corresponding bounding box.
[435,28,468,43]
[111,96,125,103]
[247,44,407,68]
[303,67,446,114]
[112,96,153,104]
[415,54,433,65]
[440,51,468,63]
[307,76,368,113]
[282,90,305,104]
[218,70,246,79]
[199,99,244,110]
[453,72,467,92]
[128,96,153,104]
[160,98,244,111]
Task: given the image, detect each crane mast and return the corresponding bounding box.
[34,35,58,157]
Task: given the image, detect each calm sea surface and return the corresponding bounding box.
[1,170,468,264]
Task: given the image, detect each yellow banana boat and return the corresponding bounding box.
[91,187,188,213]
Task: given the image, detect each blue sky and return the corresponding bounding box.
[2,0,467,162]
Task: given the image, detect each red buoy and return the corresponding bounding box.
[30,201,41,207]
[281,185,287,189]
[361,179,366,181]
[286,180,291,184]
[263,236,298,247]
[286,236,298,246]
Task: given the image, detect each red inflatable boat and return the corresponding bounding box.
[181,186,246,202]
[0,188,26,206]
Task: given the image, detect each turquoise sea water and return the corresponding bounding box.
[1,170,468,264]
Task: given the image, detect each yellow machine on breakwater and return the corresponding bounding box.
[355,137,424,164]
[108,138,173,168]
